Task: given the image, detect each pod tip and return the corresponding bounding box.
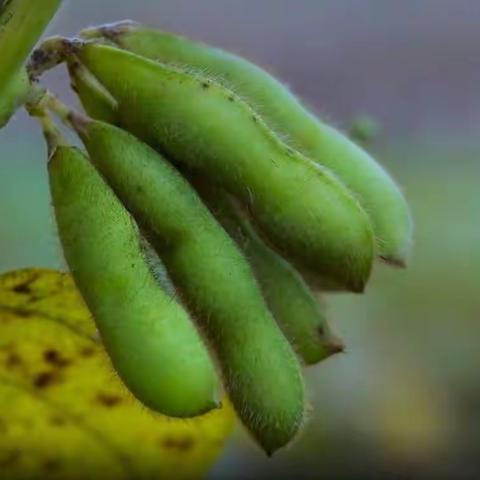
[79,20,139,41]
[380,255,407,269]
[326,339,346,356]
[351,280,367,294]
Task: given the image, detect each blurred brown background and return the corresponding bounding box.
[1,1,479,478]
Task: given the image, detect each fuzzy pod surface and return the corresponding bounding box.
[49,144,219,418]
[196,183,345,365]
[75,119,306,454]
[74,43,375,292]
[96,23,413,266]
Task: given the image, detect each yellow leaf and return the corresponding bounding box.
[0,268,235,480]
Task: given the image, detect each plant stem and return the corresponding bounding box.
[26,84,89,136]
[27,35,73,81]
[0,0,63,91]
[36,109,67,155]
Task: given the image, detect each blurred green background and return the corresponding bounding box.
[1,1,479,478]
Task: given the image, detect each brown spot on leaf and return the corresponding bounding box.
[96,393,122,407]
[161,436,195,452]
[43,349,71,368]
[12,283,32,294]
[79,346,95,358]
[13,309,35,318]
[5,352,22,368]
[49,416,66,427]
[33,371,57,389]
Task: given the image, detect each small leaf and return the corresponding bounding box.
[0,268,235,480]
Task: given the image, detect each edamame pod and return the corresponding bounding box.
[196,183,345,365]
[66,55,347,295]
[73,118,306,454]
[67,58,118,123]
[73,43,375,292]
[64,63,342,360]
[84,22,412,266]
[49,144,219,418]
[62,65,343,364]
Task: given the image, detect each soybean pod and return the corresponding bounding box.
[72,42,375,292]
[82,22,412,266]
[67,57,118,124]
[63,64,343,364]
[195,182,345,365]
[49,143,219,418]
[69,117,305,454]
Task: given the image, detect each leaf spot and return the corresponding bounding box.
[161,436,195,452]
[33,371,57,389]
[43,349,71,368]
[96,392,123,407]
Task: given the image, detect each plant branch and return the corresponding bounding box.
[25,84,89,136]
[27,35,77,81]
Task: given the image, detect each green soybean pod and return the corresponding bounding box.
[72,117,305,454]
[195,182,345,365]
[63,65,344,364]
[49,144,219,418]
[66,57,347,295]
[73,42,375,293]
[67,58,118,124]
[83,22,412,266]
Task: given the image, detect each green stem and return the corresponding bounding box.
[23,85,66,154]
[0,0,63,91]
[37,109,67,155]
[26,85,89,136]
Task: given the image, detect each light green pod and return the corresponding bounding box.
[67,58,118,123]
[74,118,306,454]
[195,182,345,365]
[0,68,29,128]
[74,43,375,292]
[85,22,413,266]
[64,65,343,364]
[49,144,219,418]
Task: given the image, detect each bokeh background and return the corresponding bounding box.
[1,1,479,478]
